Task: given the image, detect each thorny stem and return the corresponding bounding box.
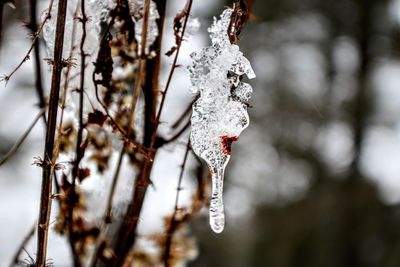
[110,1,196,266]
[0,109,44,166]
[0,0,47,167]
[151,0,193,148]
[1,0,54,84]
[36,0,68,265]
[109,0,168,265]
[163,139,191,267]
[57,2,79,136]
[90,1,155,265]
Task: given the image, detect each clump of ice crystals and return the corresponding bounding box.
[188,8,255,233]
[129,0,160,55]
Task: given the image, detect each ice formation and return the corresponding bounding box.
[129,0,160,55]
[42,0,112,58]
[188,8,255,233]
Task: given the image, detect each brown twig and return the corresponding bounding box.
[36,0,68,265]
[171,98,196,129]
[66,0,88,266]
[109,0,168,266]
[110,1,194,266]
[1,0,54,84]
[0,109,44,166]
[88,147,125,267]
[151,0,193,148]
[163,138,191,267]
[8,222,36,267]
[29,0,47,117]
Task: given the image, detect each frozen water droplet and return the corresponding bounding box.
[188,8,255,233]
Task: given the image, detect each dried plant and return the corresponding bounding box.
[1,0,253,266]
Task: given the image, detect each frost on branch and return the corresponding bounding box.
[188,8,255,233]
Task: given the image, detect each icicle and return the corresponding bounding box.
[188,8,255,233]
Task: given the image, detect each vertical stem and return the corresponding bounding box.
[67,1,87,265]
[163,139,190,267]
[36,0,68,265]
[151,0,193,147]
[110,1,167,265]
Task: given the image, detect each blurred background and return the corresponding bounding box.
[2,0,400,266]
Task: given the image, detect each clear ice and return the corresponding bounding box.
[188,8,255,233]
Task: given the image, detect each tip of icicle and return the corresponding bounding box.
[210,222,224,234]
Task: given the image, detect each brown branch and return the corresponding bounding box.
[171,97,196,129]
[66,0,88,266]
[156,118,190,148]
[151,0,193,148]
[163,138,191,267]
[29,0,47,117]
[8,222,36,267]
[0,109,44,166]
[109,0,168,266]
[1,0,54,84]
[36,0,68,265]
[88,147,125,267]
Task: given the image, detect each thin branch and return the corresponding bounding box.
[0,109,44,166]
[163,138,191,267]
[109,0,166,266]
[8,222,36,267]
[36,0,68,265]
[151,0,193,148]
[66,0,88,266]
[88,147,125,267]
[93,71,151,159]
[171,97,196,129]
[126,0,151,127]
[109,1,196,266]
[29,0,47,117]
[157,118,190,148]
[1,0,54,84]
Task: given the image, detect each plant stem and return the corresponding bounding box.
[109,0,167,265]
[163,138,191,267]
[66,0,88,265]
[152,0,193,147]
[88,147,125,267]
[36,0,68,265]
[1,0,54,83]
